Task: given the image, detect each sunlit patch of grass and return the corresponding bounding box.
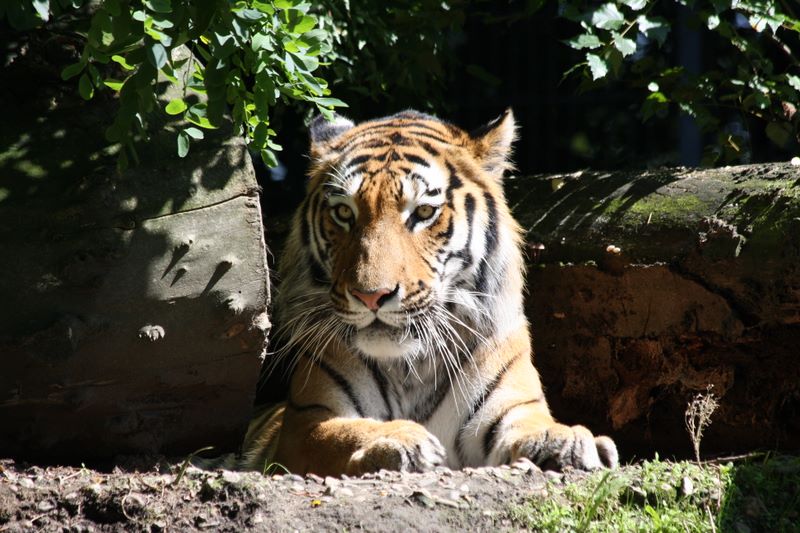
[508,456,737,532]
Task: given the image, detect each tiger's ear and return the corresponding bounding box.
[309,113,355,159]
[469,108,517,175]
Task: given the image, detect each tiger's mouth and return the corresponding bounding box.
[353,318,421,360]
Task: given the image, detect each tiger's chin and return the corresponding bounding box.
[353,321,421,361]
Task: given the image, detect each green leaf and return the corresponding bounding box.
[78,73,94,100]
[32,0,50,22]
[565,33,602,50]
[591,3,625,31]
[621,0,646,10]
[184,127,204,140]
[143,0,172,14]
[637,15,670,46]
[586,53,608,80]
[261,148,278,167]
[147,42,168,69]
[61,61,85,80]
[612,33,637,57]
[310,97,348,107]
[111,55,136,71]
[165,98,188,115]
[177,131,190,157]
[103,79,125,91]
[787,75,800,92]
[274,0,298,8]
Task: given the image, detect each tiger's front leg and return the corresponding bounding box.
[489,405,619,471]
[276,410,446,476]
[272,356,445,476]
[473,340,618,471]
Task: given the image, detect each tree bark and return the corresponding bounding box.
[507,164,800,457]
[0,42,269,459]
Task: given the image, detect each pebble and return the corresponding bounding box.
[290,483,305,493]
[680,477,694,497]
[791,156,800,166]
[37,500,56,512]
[458,483,470,493]
[285,474,305,483]
[18,477,34,489]
[221,471,242,484]
[544,471,563,483]
[323,476,340,488]
[306,473,324,483]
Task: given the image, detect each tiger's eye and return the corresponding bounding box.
[414,205,435,220]
[334,204,353,221]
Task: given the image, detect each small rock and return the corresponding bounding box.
[290,482,305,493]
[221,471,241,484]
[335,487,354,498]
[680,476,694,497]
[37,500,56,512]
[791,156,800,166]
[412,489,435,509]
[434,466,452,475]
[306,473,324,483]
[458,483,470,493]
[249,512,265,526]
[449,490,461,501]
[544,471,563,483]
[18,477,34,489]
[285,474,304,483]
[323,476,340,488]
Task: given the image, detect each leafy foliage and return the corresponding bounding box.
[2,0,347,168]
[312,1,466,112]
[561,0,800,165]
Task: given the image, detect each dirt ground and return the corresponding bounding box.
[0,456,574,532]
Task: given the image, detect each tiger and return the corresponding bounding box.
[240,109,618,476]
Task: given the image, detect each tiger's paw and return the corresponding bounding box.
[511,424,618,471]
[346,421,446,475]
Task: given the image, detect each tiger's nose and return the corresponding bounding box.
[350,285,399,311]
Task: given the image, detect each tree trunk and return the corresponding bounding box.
[507,164,800,457]
[0,42,269,459]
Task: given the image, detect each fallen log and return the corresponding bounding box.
[509,163,800,457]
[0,44,270,459]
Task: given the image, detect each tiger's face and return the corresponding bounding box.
[286,110,520,362]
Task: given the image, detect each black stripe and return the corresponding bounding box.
[346,153,373,168]
[456,352,522,464]
[300,200,311,247]
[416,140,440,156]
[317,359,366,417]
[309,254,328,284]
[482,397,543,459]
[417,379,453,424]
[406,129,451,145]
[287,397,334,414]
[482,192,499,257]
[361,357,393,420]
[390,132,412,145]
[403,153,430,167]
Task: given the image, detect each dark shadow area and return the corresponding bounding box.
[0,27,266,461]
[719,455,800,532]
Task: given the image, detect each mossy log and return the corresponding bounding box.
[0,44,269,459]
[506,164,800,457]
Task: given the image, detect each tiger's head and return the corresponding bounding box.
[277,110,526,363]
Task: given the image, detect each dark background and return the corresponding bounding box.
[260,2,790,213]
